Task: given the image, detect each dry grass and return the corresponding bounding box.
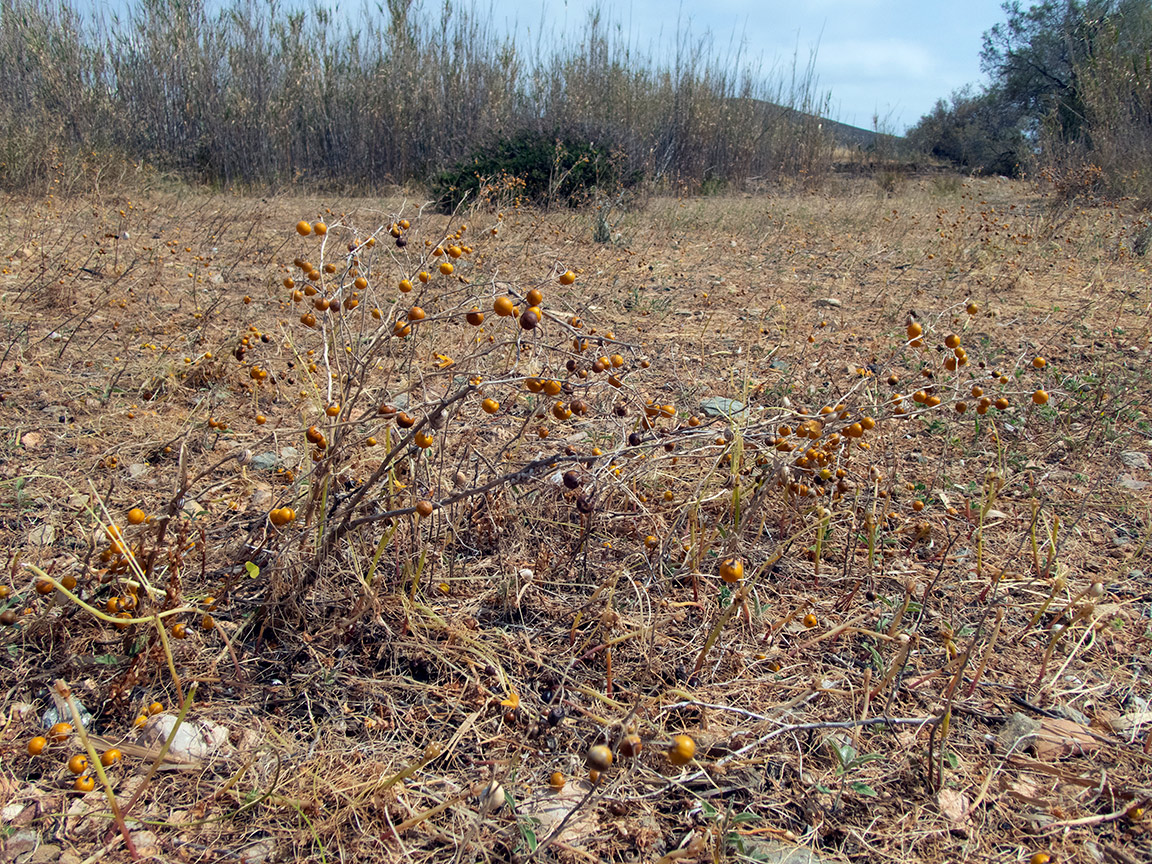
[1,175,1151,864]
[0,0,832,194]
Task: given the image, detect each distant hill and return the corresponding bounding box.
[737,98,896,150]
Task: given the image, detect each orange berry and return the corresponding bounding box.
[100,748,123,767]
[1032,356,1046,369]
[1032,389,1049,405]
[494,296,515,317]
[558,270,576,285]
[438,261,454,276]
[587,745,613,770]
[668,734,696,766]
[719,558,744,583]
[295,220,311,236]
[27,736,48,755]
[68,753,89,774]
[49,722,72,742]
[126,508,147,525]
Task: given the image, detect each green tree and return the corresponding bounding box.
[906,85,1028,175]
[909,0,1152,182]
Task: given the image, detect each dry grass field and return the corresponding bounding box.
[1,174,1150,864]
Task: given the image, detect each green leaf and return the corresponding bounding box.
[945,751,960,769]
[93,654,122,666]
[814,784,833,795]
[245,561,260,579]
[850,781,878,797]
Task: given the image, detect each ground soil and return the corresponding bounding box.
[0,175,1150,863]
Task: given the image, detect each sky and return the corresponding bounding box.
[489,0,1012,132]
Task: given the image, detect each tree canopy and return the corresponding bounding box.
[909,0,1152,187]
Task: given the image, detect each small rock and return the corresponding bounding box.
[732,839,836,863]
[43,700,91,730]
[814,297,842,308]
[997,712,1041,753]
[128,831,160,857]
[249,486,272,510]
[3,829,38,859]
[250,452,281,471]
[137,714,228,763]
[21,432,44,449]
[127,463,148,479]
[14,247,33,260]
[25,843,60,863]
[180,498,204,517]
[938,788,971,830]
[1116,474,1150,491]
[1121,451,1150,471]
[1033,717,1100,760]
[699,396,747,419]
[27,525,55,546]
[235,838,276,864]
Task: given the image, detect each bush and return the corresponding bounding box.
[428,129,640,213]
[905,87,1028,177]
